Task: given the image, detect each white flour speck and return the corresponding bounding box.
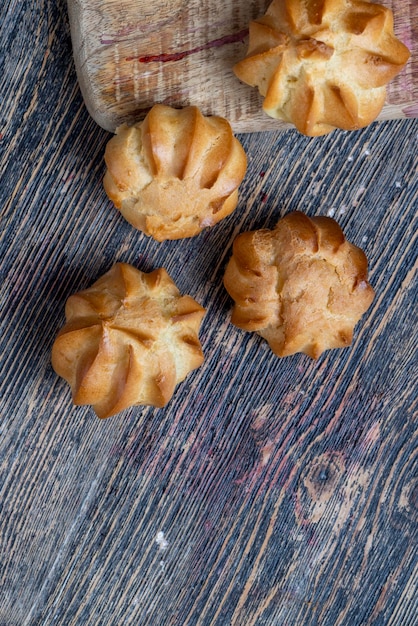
[362,235,368,243]
[347,155,354,162]
[156,531,169,551]
[327,207,336,217]
[395,181,402,188]
[364,149,371,156]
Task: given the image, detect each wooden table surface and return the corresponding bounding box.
[1,2,417,625]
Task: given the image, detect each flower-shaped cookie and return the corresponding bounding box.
[223,212,375,358]
[51,263,205,417]
[233,0,410,135]
[103,104,247,241]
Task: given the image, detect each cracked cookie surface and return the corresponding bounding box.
[103,104,247,240]
[52,263,205,417]
[223,212,375,358]
[233,0,410,135]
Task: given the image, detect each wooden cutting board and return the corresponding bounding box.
[67,0,418,133]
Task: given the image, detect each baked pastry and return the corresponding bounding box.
[223,212,375,358]
[51,263,205,418]
[233,0,410,136]
[103,104,247,241]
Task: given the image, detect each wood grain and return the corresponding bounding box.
[67,0,418,132]
[0,1,417,625]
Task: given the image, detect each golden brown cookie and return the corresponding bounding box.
[223,212,375,358]
[233,0,410,136]
[103,104,247,241]
[51,263,205,418]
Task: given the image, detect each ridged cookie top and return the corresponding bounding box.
[233,0,410,136]
[103,104,247,241]
[51,263,205,418]
[223,212,375,358]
